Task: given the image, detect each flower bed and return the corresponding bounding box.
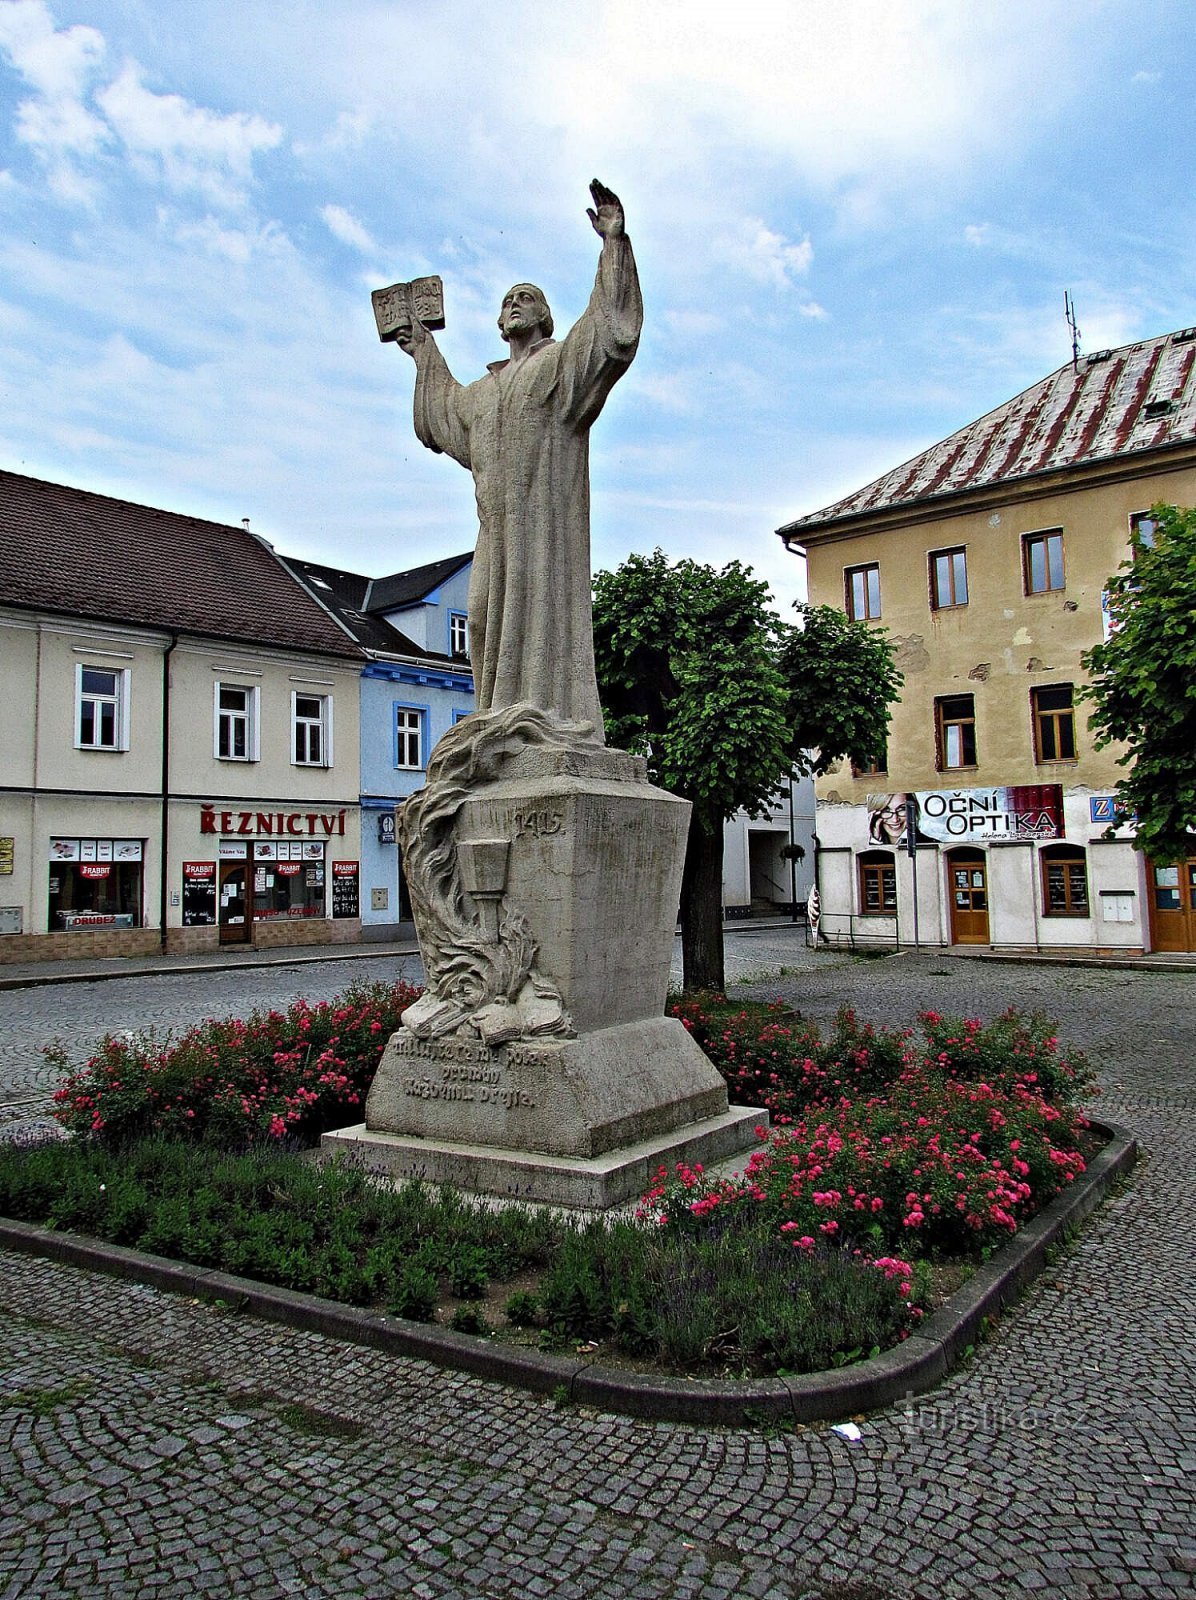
[658,997,1095,1257]
[18,987,1101,1377]
[49,981,420,1148]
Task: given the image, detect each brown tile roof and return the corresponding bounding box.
[0,470,363,659]
[780,326,1196,537]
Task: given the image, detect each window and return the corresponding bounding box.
[76,665,128,750]
[251,842,325,923]
[1041,846,1089,917]
[1130,510,1158,556]
[292,693,331,767]
[1032,683,1076,762]
[395,706,425,770]
[215,683,258,761]
[936,694,977,770]
[1023,530,1065,593]
[48,839,143,929]
[858,851,897,915]
[449,610,469,659]
[845,563,881,620]
[929,547,968,609]
[852,747,888,778]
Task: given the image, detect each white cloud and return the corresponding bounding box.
[321,203,376,254]
[714,218,814,290]
[964,223,991,246]
[0,0,107,199]
[1131,69,1161,84]
[96,63,282,208]
[171,213,290,265]
[799,301,829,321]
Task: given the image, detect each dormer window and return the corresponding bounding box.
[449,610,469,659]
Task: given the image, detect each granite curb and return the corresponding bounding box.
[0,1117,1135,1427]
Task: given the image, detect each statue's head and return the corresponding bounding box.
[498,283,554,343]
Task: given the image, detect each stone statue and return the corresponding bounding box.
[329,186,757,1202]
[394,179,642,732]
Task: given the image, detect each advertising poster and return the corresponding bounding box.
[867,785,1064,846]
[182,861,217,926]
[332,860,360,919]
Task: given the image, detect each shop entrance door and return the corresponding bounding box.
[1148,857,1196,952]
[946,849,990,944]
[218,862,251,945]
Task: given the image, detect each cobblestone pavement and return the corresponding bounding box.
[2,939,1195,1598]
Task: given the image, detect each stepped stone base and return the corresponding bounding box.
[321,1103,764,1210]
[364,1016,732,1160]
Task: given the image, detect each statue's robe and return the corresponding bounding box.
[410,235,642,734]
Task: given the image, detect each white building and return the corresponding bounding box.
[0,470,365,962]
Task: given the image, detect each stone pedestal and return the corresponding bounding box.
[322,726,763,1207]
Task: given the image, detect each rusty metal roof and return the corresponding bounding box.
[780,327,1196,537]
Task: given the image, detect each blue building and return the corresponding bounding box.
[282,552,474,936]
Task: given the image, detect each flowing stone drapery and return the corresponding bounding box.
[397,703,593,1045]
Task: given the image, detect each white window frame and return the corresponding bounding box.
[291,691,332,768]
[449,610,469,657]
[75,663,130,752]
[395,705,425,771]
[214,681,260,762]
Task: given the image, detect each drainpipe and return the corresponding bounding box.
[159,634,179,952]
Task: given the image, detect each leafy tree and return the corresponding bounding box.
[592,551,793,991]
[1081,502,1196,862]
[777,603,903,775]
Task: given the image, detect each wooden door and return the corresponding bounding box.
[1148,857,1196,952]
[218,862,251,945]
[947,850,990,945]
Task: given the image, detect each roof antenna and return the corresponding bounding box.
[1064,291,1081,370]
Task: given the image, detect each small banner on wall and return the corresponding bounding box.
[182,862,217,926]
[332,860,360,919]
[866,786,1064,847]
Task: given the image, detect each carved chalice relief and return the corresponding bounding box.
[397,704,588,1045]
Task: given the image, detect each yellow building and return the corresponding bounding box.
[778,327,1196,954]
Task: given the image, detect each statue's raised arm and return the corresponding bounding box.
[586,178,625,239]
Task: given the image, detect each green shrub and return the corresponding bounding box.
[504,1290,541,1328]
[449,1305,490,1336]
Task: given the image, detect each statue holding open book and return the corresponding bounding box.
[375,179,641,733]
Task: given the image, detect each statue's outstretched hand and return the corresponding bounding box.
[586,179,624,239]
[395,317,428,356]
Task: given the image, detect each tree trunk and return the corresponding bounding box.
[679,813,725,992]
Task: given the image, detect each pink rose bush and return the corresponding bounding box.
[644,1001,1095,1274]
[51,981,419,1148]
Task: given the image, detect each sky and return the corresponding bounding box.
[2,0,1195,619]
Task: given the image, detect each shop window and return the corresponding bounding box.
[395,705,426,770]
[252,842,325,923]
[845,563,881,621]
[48,839,143,929]
[449,610,470,659]
[1041,845,1089,916]
[1023,529,1065,593]
[1032,683,1076,762]
[76,665,129,751]
[935,694,977,770]
[929,547,968,610]
[292,692,331,767]
[858,851,897,915]
[215,682,259,761]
